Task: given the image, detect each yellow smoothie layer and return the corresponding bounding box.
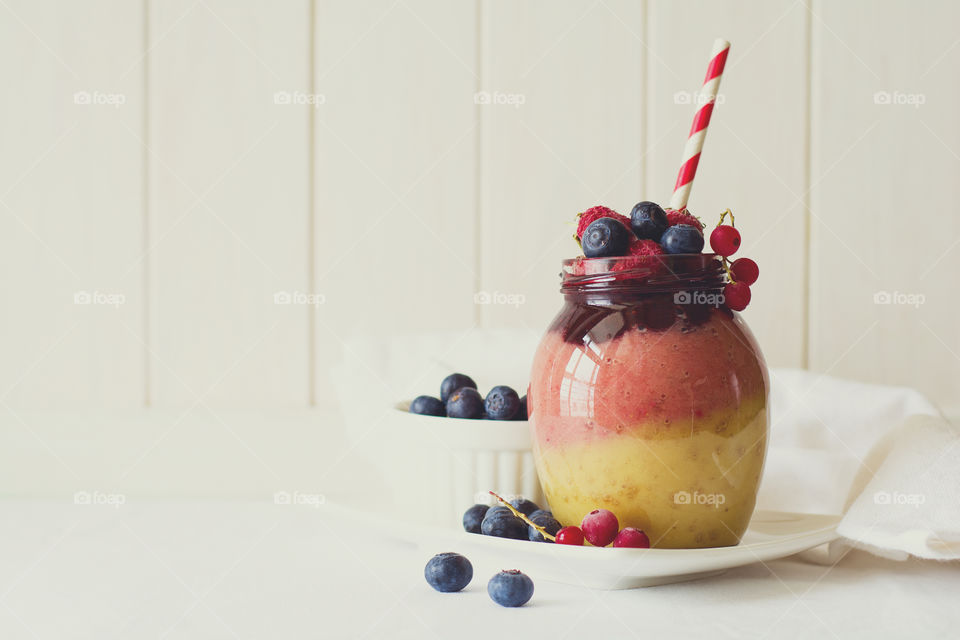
[533,400,767,548]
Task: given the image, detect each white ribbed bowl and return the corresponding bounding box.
[378,402,543,529]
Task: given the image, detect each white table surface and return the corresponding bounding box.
[0,499,957,639]
[2,407,957,638]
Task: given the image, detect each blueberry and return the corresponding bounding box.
[424,552,473,593]
[446,387,485,419]
[508,498,540,517]
[482,506,512,523]
[528,514,562,542]
[440,373,477,403]
[462,504,489,534]
[581,218,631,258]
[484,385,520,420]
[487,570,534,607]
[481,510,528,540]
[511,395,528,421]
[630,201,668,241]
[528,509,553,520]
[409,395,445,417]
[660,224,704,254]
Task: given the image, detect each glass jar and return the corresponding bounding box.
[528,254,768,548]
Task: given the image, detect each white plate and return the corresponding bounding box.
[415,510,841,589]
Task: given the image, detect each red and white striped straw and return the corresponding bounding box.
[669,38,730,211]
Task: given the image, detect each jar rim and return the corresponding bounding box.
[560,253,727,298]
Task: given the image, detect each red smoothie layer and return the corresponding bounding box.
[530,302,766,449]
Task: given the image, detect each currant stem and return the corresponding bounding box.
[488,490,556,542]
[721,256,735,281]
[717,208,735,227]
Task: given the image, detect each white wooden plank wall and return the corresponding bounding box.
[149,0,312,408]
[809,0,960,415]
[0,0,146,408]
[313,0,479,407]
[646,0,809,370]
[479,0,645,337]
[1,0,958,414]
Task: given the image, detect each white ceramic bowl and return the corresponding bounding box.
[373,402,543,529]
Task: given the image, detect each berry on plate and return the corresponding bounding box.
[409,395,445,417]
[630,201,668,241]
[582,218,632,258]
[710,224,741,257]
[484,385,521,420]
[446,387,485,419]
[528,514,562,543]
[576,206,630,239]
[424,552,473,592]
[440,373,477,403]
[581,509,619,547]
[512,395,528,421]
[613,527,651,548]
[483,505,512,520]
[480,509,528,540]
[487,570,534,607]
[555,525,585,546]
[462,504,490,534]
[508,498,540,517]
[660,224,705,254]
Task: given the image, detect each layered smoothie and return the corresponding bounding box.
[529,255,768,548]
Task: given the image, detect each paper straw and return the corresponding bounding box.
[669,38,730,211]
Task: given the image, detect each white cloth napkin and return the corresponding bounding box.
[762,369,959,561]
[334,330,960,561]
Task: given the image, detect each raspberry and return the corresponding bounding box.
[664,208,704,231]
[576,206,630,239]
[580,509,619,547]
[611,239,665,272]
[628,238,664,257]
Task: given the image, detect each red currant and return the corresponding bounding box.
[580,509,619,547]
[730,257,759,285]
[724,282,751,311]
[555,526,585,546]
[710,225,741,257]
[612,527,651,548]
